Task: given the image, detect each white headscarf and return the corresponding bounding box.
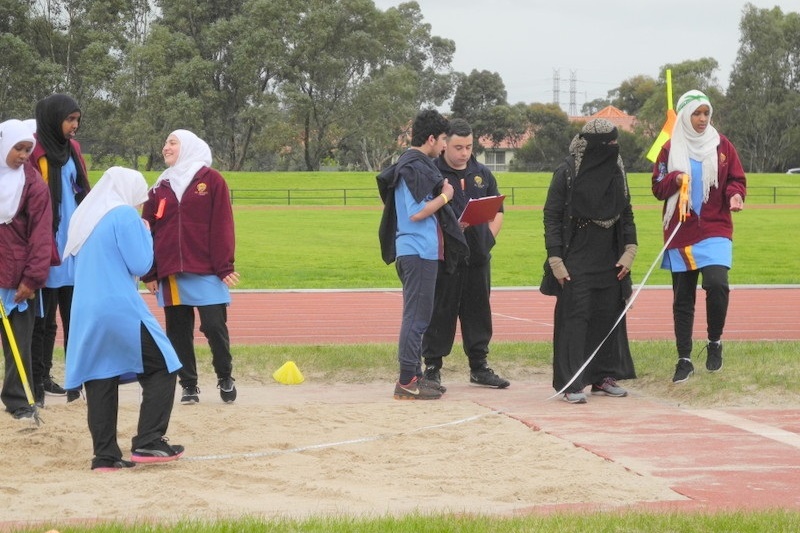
[63,166,148,257]
[0,119,36,224]
[153,129,212,202]
[663,90,721,228]
[22,119,37,135]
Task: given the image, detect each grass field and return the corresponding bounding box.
[96,169,798,289]
[14,510,800,532]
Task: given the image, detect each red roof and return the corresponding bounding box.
[478,131,532,150]
[569,105,637,132]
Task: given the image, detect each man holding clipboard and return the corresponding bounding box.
[422,119,510,389]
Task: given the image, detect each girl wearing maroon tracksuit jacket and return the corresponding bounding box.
[652,90,746,384]
[141,130,240,406]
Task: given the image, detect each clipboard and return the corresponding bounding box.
[458,195,505,225]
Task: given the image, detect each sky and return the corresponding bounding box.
[372,0,800,113]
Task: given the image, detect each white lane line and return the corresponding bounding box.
[691,409,800,450]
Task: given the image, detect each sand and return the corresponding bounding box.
[0,380,682,529]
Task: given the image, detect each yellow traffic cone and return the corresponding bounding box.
[273,361,304,385]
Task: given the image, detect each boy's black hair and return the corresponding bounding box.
[447,118,472,138]
[410,109,449,147]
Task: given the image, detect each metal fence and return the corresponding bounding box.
[229,186,800,206]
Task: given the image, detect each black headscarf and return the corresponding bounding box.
[568,119,629,222]
[34,94,89,233]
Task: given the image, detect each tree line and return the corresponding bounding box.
[2,1,798,173]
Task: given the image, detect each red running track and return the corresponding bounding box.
[127,286,800,345]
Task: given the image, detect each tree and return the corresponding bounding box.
[581,97,611,116]
[511,103,575,171]
[337,65,419,171]
[279,0,455,171]
[608,75,658,117]
[0,0,61,118]
[385,2,456,109]
[725,5,800,172]
[90,0,160,169]
[450,69,508,141]
[482,103,529,150]
[636,58,722,141]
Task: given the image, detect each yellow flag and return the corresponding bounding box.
[646,69,674,162]
[646,108,676,161]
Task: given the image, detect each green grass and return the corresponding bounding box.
[99,169,796,289]
[231,204,800,289]
[15,510,800,532]
[216,339,800,407]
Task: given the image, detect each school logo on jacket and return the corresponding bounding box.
[196,183,208,196]
[473,175,485,189]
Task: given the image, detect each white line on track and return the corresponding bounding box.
[690,409,800,450]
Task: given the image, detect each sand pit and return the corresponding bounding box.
[0,380,683,528]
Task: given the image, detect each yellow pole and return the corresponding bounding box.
[666,68,673,111]
[0,298,37,407]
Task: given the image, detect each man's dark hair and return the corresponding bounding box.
[447,118,472,138]
[410,109,449,147]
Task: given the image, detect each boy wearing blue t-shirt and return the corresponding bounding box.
[377,110,468,400]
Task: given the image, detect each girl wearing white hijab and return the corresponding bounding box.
[64,166,184,470]
[0,119,52,420]
[652,90,747,384]
[142,130,239,406]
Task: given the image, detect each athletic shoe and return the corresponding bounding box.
[591,377,628,397]
[423,365,441,385]
[418,375,446,394]
[470,366,510,389]
[563,392,587,404]
[672,358,694,383]
[218,377,237,403]
[131,437,185,464]
[66,389,82,403]
[43,377,67,396]
[181,386,200,405]
[11,406,36,420]
[393,377,442,400]
[92,458,136,472]
[705,341,723,372]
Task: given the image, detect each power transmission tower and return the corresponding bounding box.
[569,70,578,116]
[552,69,560,109]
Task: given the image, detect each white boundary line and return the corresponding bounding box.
[690,409,800,450]
[185,410,503,462]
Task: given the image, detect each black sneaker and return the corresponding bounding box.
[418,375,446,394]
[218,377,237,403]
[672,358,694,383]
[470,366,510,389]
[181,386,200,405]
[92,458,136,472]
[131,437,185,464]
[705,341,723,372]
[66,389,82,403]
[393,377,442,400]
[423,365,441,385]
[11,406,36,421]
[43,377,67,396]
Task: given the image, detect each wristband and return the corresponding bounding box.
[440,193,449,204]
